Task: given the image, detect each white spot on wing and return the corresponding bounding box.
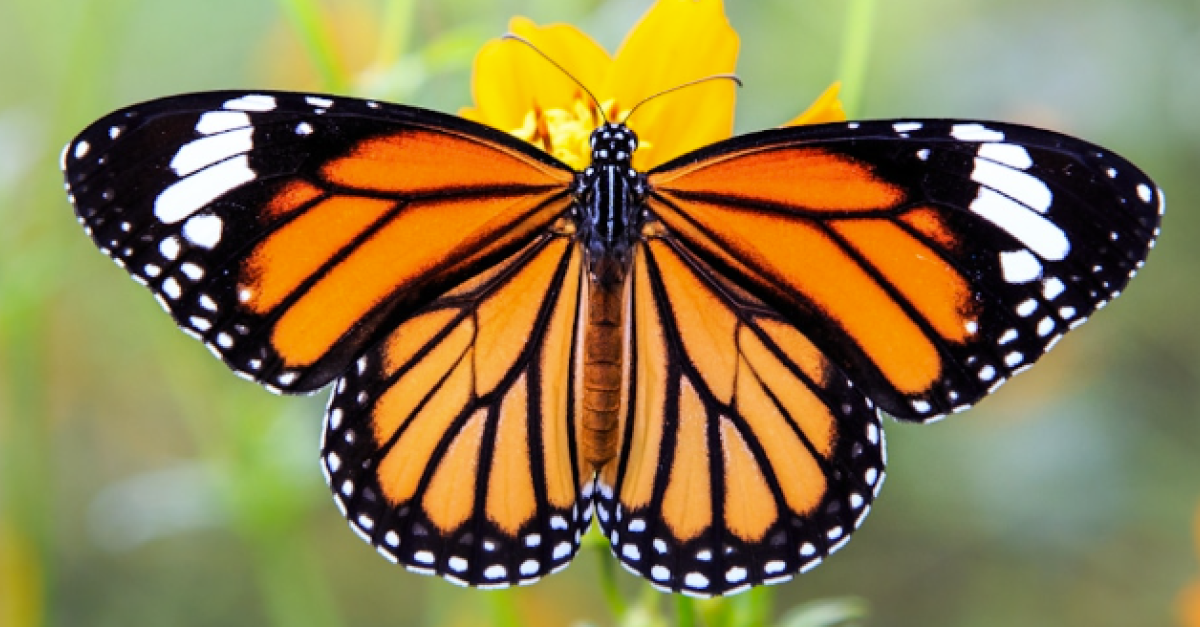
[972,158,1053,213]
[179,262,204,281]
[999,249,1043,284]
[196,111,252,135]
[1137,184,1153,203]
[952,123,1005,142]
[894,121,922,133]
[223,94,277,111]
[183,214,224,249]
[306,96,334,108]
[552,542,571,560]
[1042,277,1066,300]
[155,155,255,223]
[170,128,253,176]
[74,140,90,159]
[621,544,641,561]
[977,143,1033,170]
[162,277,182,300]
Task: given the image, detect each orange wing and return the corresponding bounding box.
[320,225,594,587]
[593,225,885,597]
[63,91,575,393]
[646,120,1161,421]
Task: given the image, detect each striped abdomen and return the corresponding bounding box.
[581,278,625,468]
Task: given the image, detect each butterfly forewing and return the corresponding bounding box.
[63,91,574,393]
[647,119,1162,422]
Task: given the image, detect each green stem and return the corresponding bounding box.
[732,585,773,627]
[836,0,877,118]
[593,525,629,620]
[486,588,524,627]
[374,0,416,71]
[675,596,698,627]
[274,0,350,92]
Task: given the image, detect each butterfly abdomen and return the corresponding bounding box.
[581,278,625,467]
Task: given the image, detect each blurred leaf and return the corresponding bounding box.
[776,597,869,627]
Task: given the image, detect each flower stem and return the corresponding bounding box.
[592,524,629,620]
[373,0,415,70]
[675,596,698,627]
[274,0,349,92]
[836,0,877,118]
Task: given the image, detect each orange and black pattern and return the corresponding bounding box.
[64,91,1161,596]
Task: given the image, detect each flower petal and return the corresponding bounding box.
[606,0,739,170]
[783,82,847,127]
[465,17,612,131]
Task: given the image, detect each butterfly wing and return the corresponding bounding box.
[645,119,1162,421]
[595,229,885,596]
[321,224,594,587]
[62,91,575,393]
[596,119,1160,596]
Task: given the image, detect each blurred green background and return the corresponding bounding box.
[1,0,1198,625]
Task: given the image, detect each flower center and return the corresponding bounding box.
[510,96,645,170]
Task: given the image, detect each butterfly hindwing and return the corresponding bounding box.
[321,227,594,587]
[647,119,1162,422]
[63,91,574,393]
[595,229,886,597]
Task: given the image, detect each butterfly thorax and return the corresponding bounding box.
[575,123,646,287]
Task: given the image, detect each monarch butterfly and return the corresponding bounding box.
[63,78,1161,597]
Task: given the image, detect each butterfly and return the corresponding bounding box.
[62,88,1161,597]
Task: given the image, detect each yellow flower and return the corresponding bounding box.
[461,0,844,172]
[1181,505,1200,627]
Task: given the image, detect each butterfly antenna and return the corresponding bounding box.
[621,74,743,125]
[501,33,609,122]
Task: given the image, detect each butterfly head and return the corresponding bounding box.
[589,123,638,167]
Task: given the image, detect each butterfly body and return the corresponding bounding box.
[64,91,1161,597]
[575,122,645,467]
